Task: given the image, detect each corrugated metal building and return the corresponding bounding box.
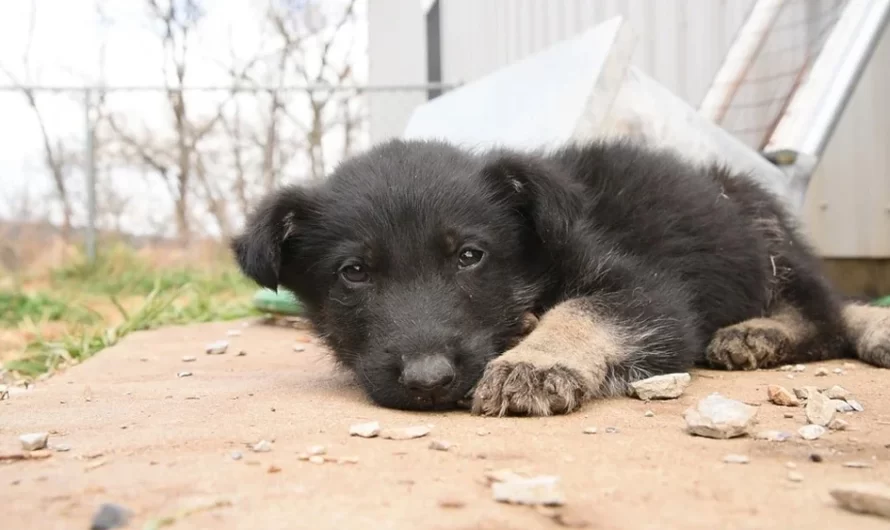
[368,1,890,283]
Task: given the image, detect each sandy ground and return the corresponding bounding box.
[2,318,890,530]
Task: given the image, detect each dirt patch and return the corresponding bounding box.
[2,320,889,529]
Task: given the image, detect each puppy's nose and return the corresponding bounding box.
[401,355,455,396]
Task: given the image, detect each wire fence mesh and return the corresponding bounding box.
[704,0,850,150]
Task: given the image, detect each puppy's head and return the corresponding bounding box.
[232,139,580,410]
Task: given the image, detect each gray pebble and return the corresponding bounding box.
[205,340,229,355]
[177,371,193,378]
[605,427,619,434]
[181,356,197,363]
[90,503,132,530]
[847,399,864,412]
[231,451,243,461]
[54,444,72,452]
[251,440,272,452]
[582,427,598,435]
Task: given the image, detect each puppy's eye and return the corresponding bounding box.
[340,263,370,284]
[457,248,485,270]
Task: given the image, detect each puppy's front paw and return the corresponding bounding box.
[470,360,590,417]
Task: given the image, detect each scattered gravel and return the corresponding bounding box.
[826,385,850,400]
[429,439,454,451]
[723,454,750,464]
[380,425,431,440]
[181,356,197,363]
[629,373,691,400]
[19,432,48,451]
[798,425,826,440]
[90,503,132,530]
[205,340,229,355]
[177,371,193,378]
[754,430,791,442]
[767,385,800,407]
[491,475,565,506]
[251,440,272,453]
[805,391,836,427]
[349,421,380,438]
[828,418,850,431]
[684,393,759,439]
[830,482,890,520]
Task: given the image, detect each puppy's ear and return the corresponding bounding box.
[481,152,582,246]
[230,186,316,291]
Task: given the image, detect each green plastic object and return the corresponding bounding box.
[875,295,890,307]
[252,288,304,315]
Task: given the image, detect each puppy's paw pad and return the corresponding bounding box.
[471,361,589,417]
[706,323,790,370]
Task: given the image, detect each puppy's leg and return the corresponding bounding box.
[706,304,828,370]
[472,293,699,417]
[843,303,890,368]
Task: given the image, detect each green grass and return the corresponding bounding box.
[0,291,100,327]
[2,245,260,378]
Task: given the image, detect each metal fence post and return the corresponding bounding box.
[84,88,97,265]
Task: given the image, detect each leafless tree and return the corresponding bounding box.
[0,2,76,239]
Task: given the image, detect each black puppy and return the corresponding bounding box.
[232,138,890,416]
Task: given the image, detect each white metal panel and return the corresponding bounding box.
[801,22,890,257]
[438,0,755,106]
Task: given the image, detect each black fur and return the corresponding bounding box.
[232,138,859,411]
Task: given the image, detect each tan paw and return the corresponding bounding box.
[470,360,590,417]
[857,322,890,368]
[706,321,791,370]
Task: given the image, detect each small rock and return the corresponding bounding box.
[54,444,72,452]
[476,428,490,436]
[349,421,381,438]
[644,410,655,417]
[604,427,619,434]
[783,412,795,419]
[810,453,824,463]
[786,462,798,469]
[629,373,691,400]
[792,364,806,372]
[805,391,836,426]
[847,399,864,412]
[205,340,229,355]
[778,365,794,372]
[793,386,820,400]
[843,461,872,469]
[833,368,845,375]
[231,451,243,461]
[267,464,281,473]
[799,425,826,440]
[19,432,49,451]
[754,430,791,442]
[830,482,890,519]
[828,418,849,431]
[226,330,242,337]
[90,503,132,530]
[293,345,306,352]
[380,425,431,440]
[788,471,804,483]
[786,374,795,380]
[251,440,272,453]
[429,439,454,451]
[438,496,466,509]
[832,399,854,413]
[815,367,829,376]
[582,427,598,435]
[236,350,247,356]
[723,454,750,464]
[492,475,565,506]
[842,362,856,370]
[683,393,759,439]
[826,385,850,400]
[181,356,196,363]
[177,371,192,378]
[308,455,325,464]
[307,445,326,456]
[297,453,309,461]
[337,456,359,464]
[767,384,800,407]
